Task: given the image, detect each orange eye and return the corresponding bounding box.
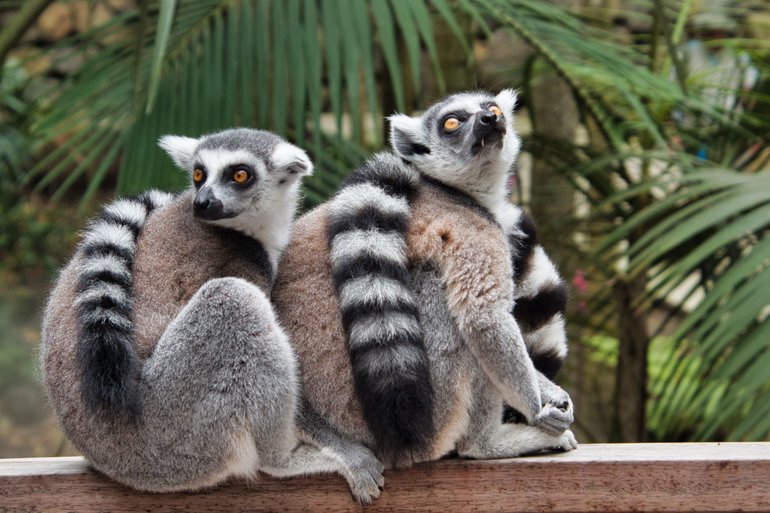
[443,117,460,132]
[233,169,250,184]
[488,105,502,118]
[192,168,205,183]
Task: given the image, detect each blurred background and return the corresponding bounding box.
[1,0,769,458]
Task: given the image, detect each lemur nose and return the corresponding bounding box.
[193,196,210,210]
[479,111,496,125]
[193,190,225,220]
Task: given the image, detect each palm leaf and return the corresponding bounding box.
[21,0,465,199]
[611,169,770,441]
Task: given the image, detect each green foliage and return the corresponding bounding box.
[17,0,469,205]
[0,60,74,279]
[0,287,38,391]
[618,168,770,441]
[506,1,770,441]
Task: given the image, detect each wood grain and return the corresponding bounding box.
[1,443,769,513]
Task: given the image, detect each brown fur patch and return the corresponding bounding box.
[407,185,513,330]
[132,193,272,359]
[272,206,371,442]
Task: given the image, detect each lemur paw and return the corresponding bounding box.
[557,429,578,452]
[339,445,385,503]
[533,392,574,435]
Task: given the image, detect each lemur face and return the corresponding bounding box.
[158,128,312,223]
[389,90,521,190]
[430,93,508,157]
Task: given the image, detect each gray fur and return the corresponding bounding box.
[330,230,408,267]
[41,129,384,502]
[339,276,415,312]
[273,91,576,468]
[411,263,576,458]
[392,91,573,427]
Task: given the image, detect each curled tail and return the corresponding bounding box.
[327,153,434,465]
[75,190,175,418]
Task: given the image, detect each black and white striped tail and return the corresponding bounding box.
[75,190,175,418]
[503,209,569,423]
[508,210,569,378]
[327,153,434,465]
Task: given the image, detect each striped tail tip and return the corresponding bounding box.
[329,154,434,463]
[74,190,174,418]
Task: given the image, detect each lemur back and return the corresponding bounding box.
[273,90,577,468]
[131,193,273,358]
[41,128,384,502]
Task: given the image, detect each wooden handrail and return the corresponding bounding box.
[2,443,769,512]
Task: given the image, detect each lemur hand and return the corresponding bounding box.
[532,373,574,435]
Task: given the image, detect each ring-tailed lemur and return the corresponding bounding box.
[272,90,576,468]
[40,128,384,502]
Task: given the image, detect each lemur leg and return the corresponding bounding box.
[295,397,384,500]
[132,277,296,490]
[462,308,574,433]
[136,277,381,502]
[255,396,383,503]
[517,315,575,433]
[457,381,577,460]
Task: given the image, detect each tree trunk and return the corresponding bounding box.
[612,276,650,442]
[529,65,579,272]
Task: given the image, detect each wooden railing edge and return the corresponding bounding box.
[2,442,770,512]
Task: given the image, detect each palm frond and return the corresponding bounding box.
[22,0,469,199]
[609,169,770,441]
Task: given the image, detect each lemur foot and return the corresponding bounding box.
[337,445,385,504]
[556,429,578,452]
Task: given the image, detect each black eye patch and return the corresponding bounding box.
[438,112,468,136]
[225,164,256,186]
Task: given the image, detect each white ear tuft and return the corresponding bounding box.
[388,114,428,160]
[271,142,314,183]
[495,89,518,118]
[158,135,199,170]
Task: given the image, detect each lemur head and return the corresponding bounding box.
[158,128,313,262]
[158,128,313,224]
[389,89,520,207]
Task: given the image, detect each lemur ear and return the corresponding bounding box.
[271,142,314,183]
[158,135,199,170]
[495,89,518,118]
[389,114,430,160]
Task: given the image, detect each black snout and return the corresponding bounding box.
[479,111,497,125]
[471,112,506,155]
[193,188,225,220]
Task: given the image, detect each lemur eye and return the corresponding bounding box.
[232,169,250,184]
[488,105,502,118]
[192,168,205,184]
[443,117,460,132]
